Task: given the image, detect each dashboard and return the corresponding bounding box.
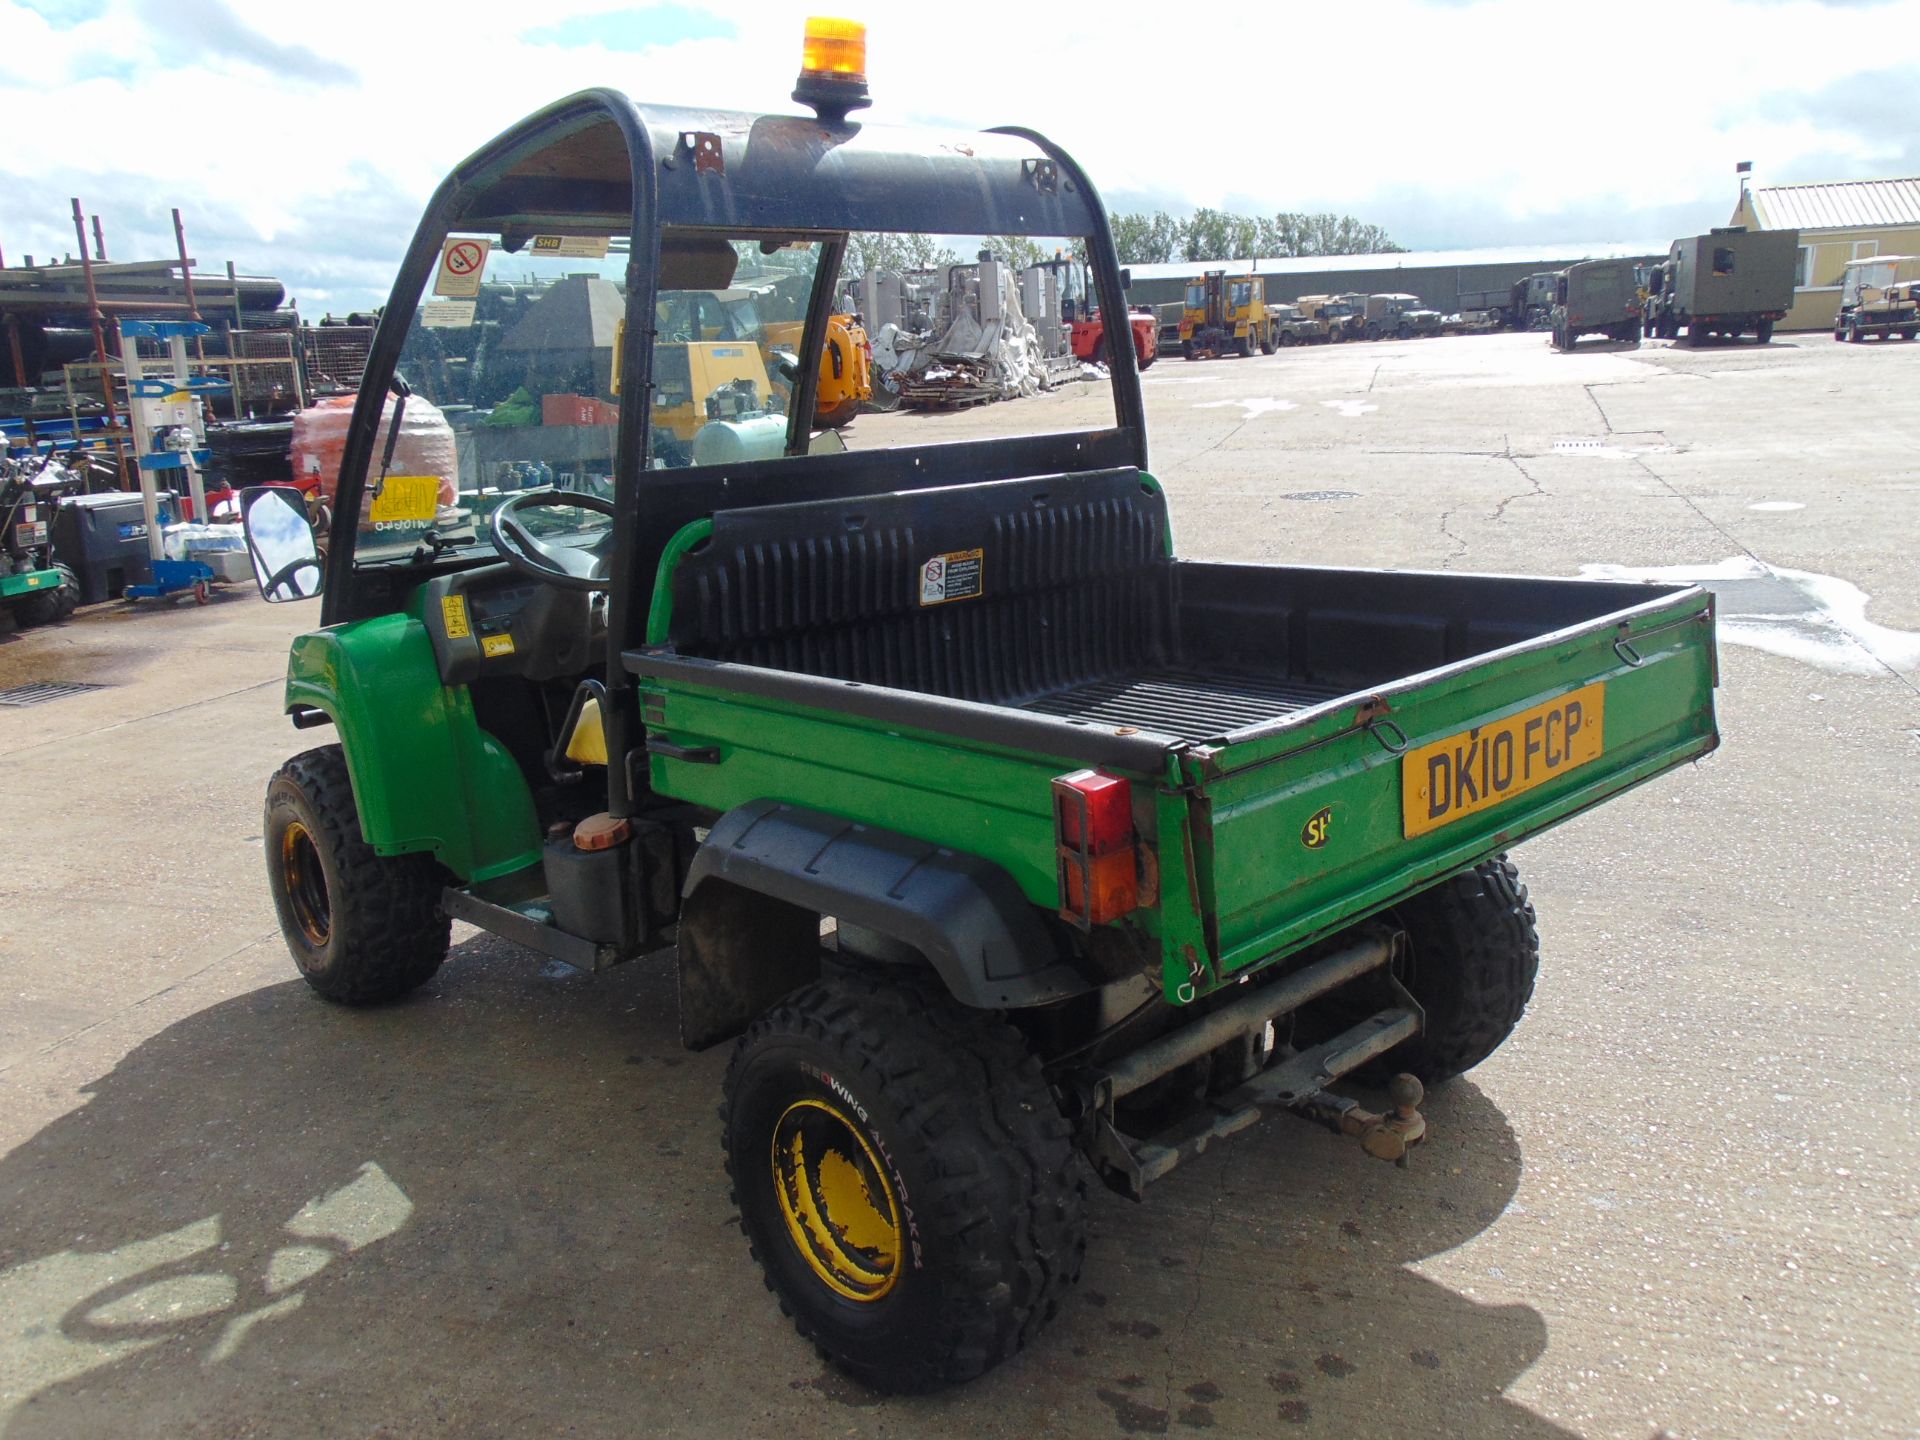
[421,563,601,686]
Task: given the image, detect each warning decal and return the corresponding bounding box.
[434,237,491,298]
[919,549,984,606]
[530,235,611,259]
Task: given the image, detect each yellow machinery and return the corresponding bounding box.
[1178,271,1286,358]
[765,314,873,426]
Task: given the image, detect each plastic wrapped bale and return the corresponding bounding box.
[290,394,459,522]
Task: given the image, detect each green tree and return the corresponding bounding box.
[984,235,1048,271]
[845,232,961,276]
[1110,210,1183,264]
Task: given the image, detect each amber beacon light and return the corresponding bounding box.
[794,16,871,122]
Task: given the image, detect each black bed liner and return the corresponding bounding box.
[1019,666,1340,740]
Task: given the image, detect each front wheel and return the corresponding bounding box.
[724,971,1084,1393]
[1756,320,1774,344]
[264,745,450,1004]
[1384,855,1540,1085]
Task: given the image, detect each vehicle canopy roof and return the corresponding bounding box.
[327,85,1146,628]
[441,92,1107,244]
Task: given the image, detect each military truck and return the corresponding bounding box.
[1293,293,1358,343]
[1179,270,1286,358]
[1359,293,1444,341]
[1644,227,1798,344]
[1270,304,1321,346]
[238,16,1720,1394]
[1551,260,1642,350]
[1835,255,1920,342]
[1510,272,1561,331]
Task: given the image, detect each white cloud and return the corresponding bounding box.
[4,0,1917,310]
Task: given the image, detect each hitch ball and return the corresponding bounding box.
[1359,1073,1427,1166]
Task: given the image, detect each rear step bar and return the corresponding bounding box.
[1079,929,1426,1198]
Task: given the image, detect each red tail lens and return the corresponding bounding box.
[1053,770,1138,927]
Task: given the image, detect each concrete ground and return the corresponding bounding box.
[1,330,1915,1439]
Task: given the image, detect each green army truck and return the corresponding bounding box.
[241,23,1720,1394]
[1552,259,1643,350]
[1359,292,1444,341]
[1645,227,1798,344]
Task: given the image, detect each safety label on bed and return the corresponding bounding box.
[919,549,983,606]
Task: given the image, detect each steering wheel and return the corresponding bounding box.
[488,489,616,592]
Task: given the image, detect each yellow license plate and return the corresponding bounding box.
[368,475,440,524]
[1402,683,1606,838]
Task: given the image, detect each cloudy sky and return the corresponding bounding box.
[4,0,1917,311]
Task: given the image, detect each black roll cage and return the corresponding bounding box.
[321,88,1149,817]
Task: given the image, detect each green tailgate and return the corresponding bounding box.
[1165,591,1717,999]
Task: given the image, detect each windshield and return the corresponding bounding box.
[346,225,1121,571]
[347,229,822,566]
[1229,281,1253,308]
[1186,283,1205,308]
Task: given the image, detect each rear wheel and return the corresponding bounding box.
[724,970,1084,1393]
[1382,856,1540,1085]
[1756,320,1774,344]
[264,745,450,1004]
[1259,326,1276,356]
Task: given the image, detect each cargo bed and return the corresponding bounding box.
[628,468,1717,1002]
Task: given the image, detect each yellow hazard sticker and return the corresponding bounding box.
[918,548,984,606]
[441,594,471,640]
[369,475,440,524]
[481,633,516,658]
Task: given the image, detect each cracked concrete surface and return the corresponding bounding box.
[1,331,1916,1439]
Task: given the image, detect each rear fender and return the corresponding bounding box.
[677,800,1090,1046]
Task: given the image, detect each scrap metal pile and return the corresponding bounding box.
[858,258,1086,411]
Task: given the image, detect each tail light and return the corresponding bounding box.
[1053,769,1139,928]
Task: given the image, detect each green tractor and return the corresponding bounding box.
[243,19,1720,1393]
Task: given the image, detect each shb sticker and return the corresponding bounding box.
[919,549,984,606]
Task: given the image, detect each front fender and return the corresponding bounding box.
[285,613,540,882]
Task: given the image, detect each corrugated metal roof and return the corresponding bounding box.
[1124,241,1665,283]
[1749,178,1920,231]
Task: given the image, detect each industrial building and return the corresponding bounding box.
[1123,242,1665,315]
[1732,176,1920,330]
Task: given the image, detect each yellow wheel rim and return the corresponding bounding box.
[770,1097,902,1303]
[280,821,331,947]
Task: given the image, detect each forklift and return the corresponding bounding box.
[1179,269,1281,358]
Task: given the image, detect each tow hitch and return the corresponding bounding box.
[1291,1073,1428,1167]
[1077,929,1429,1197]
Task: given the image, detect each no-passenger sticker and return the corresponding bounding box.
[434,237,491,298]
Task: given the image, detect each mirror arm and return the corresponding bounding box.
[374,374,411,498]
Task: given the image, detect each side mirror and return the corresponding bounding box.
[1118,267,1132,292]
[771,349,802,385]
[242,485,323,602]
[807,428,847,456]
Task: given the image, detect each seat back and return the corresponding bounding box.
[664,468,1171,705]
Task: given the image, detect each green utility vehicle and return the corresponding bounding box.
[244,26,1720,1394]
